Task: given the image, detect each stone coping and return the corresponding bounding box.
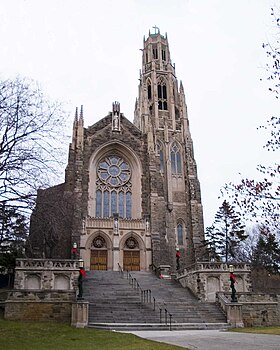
[15,259,80,270]
[184,262,251,272]
[5,300,75,304]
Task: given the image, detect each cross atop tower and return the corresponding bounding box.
[152,25,160,35]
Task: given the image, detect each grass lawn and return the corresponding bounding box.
[0,320,186,350]
[230,326,280,335]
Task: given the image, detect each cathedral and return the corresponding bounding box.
[29,28,205,272]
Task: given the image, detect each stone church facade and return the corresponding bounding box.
[29,28,205,272]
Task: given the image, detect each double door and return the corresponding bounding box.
[123,250,140,271]
[90,250,107,270]
[90,249,140,271]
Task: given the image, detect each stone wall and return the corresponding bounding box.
[177,262,252,301]
[5,290,75,322]
[237,293,280,327]
[217,292,280,327]
[14,259,80,290]
[4,259,80,324]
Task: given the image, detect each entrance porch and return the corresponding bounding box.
[80,217,152,271]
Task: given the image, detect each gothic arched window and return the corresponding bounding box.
[177,223,184,246]
[95,155,132,218]
[147,83,152,100]
[171,142,182,175]
[157,79,168,111]
[156,142,164,173]
[162,47,166,61]
[152,45,158,59]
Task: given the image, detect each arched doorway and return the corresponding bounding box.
[123,237,140,271]
[90,236,107,270]
[206,276,220,302]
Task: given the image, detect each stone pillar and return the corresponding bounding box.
[113,214,119,271]
[71,301,89,328]
[226,303,244,328]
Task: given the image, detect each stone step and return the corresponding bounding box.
[83,270,227,326]
[88,322,230,331]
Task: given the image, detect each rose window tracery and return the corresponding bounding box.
[97,156,131,187]
[92,236,106,249]
[95,154,132,218]
[125,237,139,249]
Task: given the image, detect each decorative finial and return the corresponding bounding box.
[179,80,185,94]
[112,101,120,114]
[74,107,78,122]
[79,105,84,121]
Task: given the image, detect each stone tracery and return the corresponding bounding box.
[96,155,132,218]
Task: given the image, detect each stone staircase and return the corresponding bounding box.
[84,270,228,331]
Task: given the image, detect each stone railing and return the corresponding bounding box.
[16,259,79,270]
[14,259,80,290]
[180,262,251,275]
[86,216,146,230]
[119,218,146,230]
[176,262,252,302]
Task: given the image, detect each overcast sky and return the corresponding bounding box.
[1,0,278,227]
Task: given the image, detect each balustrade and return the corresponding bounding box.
[16,259,79,270]
[180,262,251,275]
[86,216,145,230]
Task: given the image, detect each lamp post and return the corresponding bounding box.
[229,264,237,302]
[176,248,180,271]
[72,242,77,259]
[77,259,85,300]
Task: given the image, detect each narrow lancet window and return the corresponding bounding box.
[171,143,182,175]
[153,45,158,59]
[148,84,152,99]
[177,224,184,245]
[158,81,168,110]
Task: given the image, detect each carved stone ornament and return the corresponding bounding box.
[92,236,106,248]
[125,237,138,249]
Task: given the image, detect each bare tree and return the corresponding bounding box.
[0,76,68,213]
[224,8,280,232]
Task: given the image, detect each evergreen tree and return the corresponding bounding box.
[0,204,28,272]
[252,225,280,273]
[206,200,247,262]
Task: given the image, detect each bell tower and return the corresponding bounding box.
[134,27,205,269]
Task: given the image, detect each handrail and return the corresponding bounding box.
[117,263,124,277]
[125,269,172,330]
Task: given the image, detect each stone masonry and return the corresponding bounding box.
[28,29,205,273]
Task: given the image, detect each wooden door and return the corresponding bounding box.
[90,250,107,270]
[123,250,140,271]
